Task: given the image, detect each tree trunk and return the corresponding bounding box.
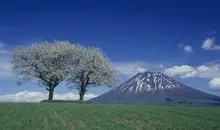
[79,91,85,101]
[48,88,54,100]
[79,86,86,101]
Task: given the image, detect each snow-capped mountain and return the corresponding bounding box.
[119,72,182,93]
[90,71,220,106]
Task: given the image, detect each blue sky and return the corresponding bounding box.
[1,0,220,101]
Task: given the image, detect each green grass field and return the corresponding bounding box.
[0,103,220,130]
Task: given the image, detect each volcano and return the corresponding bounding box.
[90,72,220,106]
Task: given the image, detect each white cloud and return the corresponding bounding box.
[137,68,146,73]
[209,78,220,89]
[201,38,220,50]
[114,62,164,77]
[197,65,210,72]
[165,64,220,89]
[212,45,220,50]
[115,63,146,77]
[201,38,214,50]
[196,65,220,78]
[164,65,195,77]
[0,91,97,102]
[184,45,193,52]
[178,44,193,53]
[165,64,220,79]
[180,70,197,78]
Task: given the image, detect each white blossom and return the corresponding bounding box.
[11,41,77,100]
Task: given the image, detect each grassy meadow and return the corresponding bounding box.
[0,103,220,130]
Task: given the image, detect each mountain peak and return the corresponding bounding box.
[137,71,164,76]
[119,71,182,93]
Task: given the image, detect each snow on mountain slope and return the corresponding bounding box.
[118,72,182,93]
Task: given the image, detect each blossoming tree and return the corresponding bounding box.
[11,41,77,100]
[68,45,116,100]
